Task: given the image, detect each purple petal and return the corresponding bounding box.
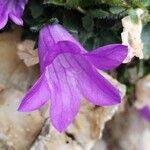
[48,24,84,52]
[38,24,55,71]
[0,0,27,29]
[18,73,50,112]
[0,12,8,29]
[0,1,9,29]
[9,0,27,25]
[9,14,23,25]
[65,54,121,106]
[140,106,150,122]
[44,41,83,70]
[45,54,81,132]
[84,44,128,70]
[38,24,85,72]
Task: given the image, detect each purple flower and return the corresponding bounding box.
[18,24,128,132]
[140,106,150,122]
[0,0,28,29]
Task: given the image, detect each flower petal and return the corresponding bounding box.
[0,0,27,29]
[65,54,121,106]
[0,1,9,29]
[9,0,27,25]
[45,54,81,132]
[38,26,54,72]
[38,24,85,72]
[140,106,150,122]
[44,40,83,69]
[18,73,50,112]
[84,44,128,70]
[48,24,85,52]
[0,12,8,29]
[9,14,23,25]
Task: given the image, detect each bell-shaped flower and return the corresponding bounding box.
[0,0,28,29]
[18,24,128,132]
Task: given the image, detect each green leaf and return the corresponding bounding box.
[94,0,126,6]
[66,0,80,8]
[44,0,65,6]
[129,9,139,24]
[141,0,150,6]
[141,23,150,59]
[130,0,144,7]
[109,6,125,14]
[89,9,109,19]
[82,16,94,31]
[30,0,44,18]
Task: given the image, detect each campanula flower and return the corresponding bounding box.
[18,24,128,132]
[0,0,28,29]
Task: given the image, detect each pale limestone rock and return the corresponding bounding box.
[92,140,107,150]
[9,63,39,92]
[135,75,150,109]
[0,30,21,87]
[0,29,39,91]
[31,71,126,150]
[17,40,39,67]
[121,9,144,63]
[0,30,44,150]
[30,120,83,150]
[104,107,150,150]
[0,30,38,91]
[0,89,44,150]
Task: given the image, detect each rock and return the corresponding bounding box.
[17,40,39,67]
[30,120,83,150]
[92,140,107,150]
[0,30,38,90]
[135,75,150,109]
[121,9,144,63]
[0,89,44,150]
[0,30,21,87]
[103,107,150,150]
[0,30,44,150]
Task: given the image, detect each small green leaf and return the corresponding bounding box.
[129,9,139,24]
[141,0,150,6]
[141,23,150,59]
[89,9,109,19]
[30,0,43,18]
[82,16,94,31]
[109,6,125,14]
[63,12,80,32]
[44,0,65,6]
[66,0,80,8]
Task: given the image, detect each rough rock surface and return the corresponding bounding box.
[0,89,44,150]
[0,30,44,150]
[135,75,150,109]
[103,107,150,150]
[17,40,39,67]
[121,9,144,63]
